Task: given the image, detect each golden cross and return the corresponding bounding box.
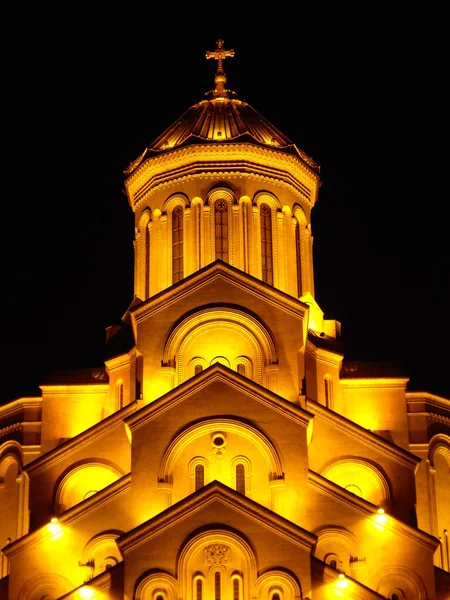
[206,39,235,75]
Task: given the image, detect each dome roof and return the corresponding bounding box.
[125,40,319,176]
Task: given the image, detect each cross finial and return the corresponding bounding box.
[206,39,235,98]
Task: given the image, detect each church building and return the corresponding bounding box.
[1,40,449,600]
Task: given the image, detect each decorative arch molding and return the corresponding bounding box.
[0,442,23,483]
[255,568,302,600]
[178,528,257,600]
[254,191,282,211]
[205,187,237,206]
[0,440,23,472]
[135,570,179,600]
[163,306,277,386]
[189,457,211,492]
[375,565,427,600]
[18,573,74,600]
[54,461,123,512]
[321,458,391,507]
[428,433,450,468]
[162,192,190,213]
[80,530,124,579]
[158,418,283,483]
[230,455,252,497]
[313,525,361,577]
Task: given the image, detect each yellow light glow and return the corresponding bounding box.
[47,518,63,540]
[79,586,96,599]
[374,507,387,525]
[336,573,349,589]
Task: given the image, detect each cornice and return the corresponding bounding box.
[407,391,450,409]
[131,261,309,324]
[3,474,131,559]
[0,397,42,418]
[305,340,344,365]
[117,481,316,555]
[24,403,137,477]
[126,145,319,211]
[311,556,385,599]
[308,471,439,552]
[339,377,409,390]
[126,363,313,431]
[306,399,420,469]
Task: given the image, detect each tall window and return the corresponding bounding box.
[233,578,239,600]
[116,381,124,410]
[237,363,245,377]
[172,206,184,283]
[295,218,302,297]
[260,204,273,285]
[324,377,333,409]
[145,223,150,298]
[214,572,221,600]
[196,579,203,600]
[236,464,245,495]
[215,200,229,262]
[195,464,204,490]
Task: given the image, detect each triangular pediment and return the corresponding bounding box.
[117,480,316,556]
[130,260,309,328]
[126,363,313,433]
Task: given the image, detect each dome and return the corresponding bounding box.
[125,40,319,176]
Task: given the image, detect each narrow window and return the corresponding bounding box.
[145,224,150,298]
[214,572,221,600]
[233,579,239,600]
[295,219,302,296]
[236,464,245,495]
[117,381,124,410]
[260,203,273,285]
[324,377,333,409]
[237,363,245,376]
[195,364,203,375]
[272,594,280,600]
[156,595,164,600]
[215,200,229,262]
[196,579,203,600]
[172,206,184,283]
[329,559,337,569]
[195,464,204,490]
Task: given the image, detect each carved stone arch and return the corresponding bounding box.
[135,570,179,600]
[80,530,124,579]
[178,528,257,600]
[18,573,74,600]
[54,460,123,513]
[429,433,450,468]
[313,525,360,577]
[162,306,277,387]
[321,458,392,507]
[205,186,237,206]
[375,565,427,600]
[0,441,23,484]
[255,568,302,600]
[254,191,282,211]
[159,418,283,483]
[162,192,190,213]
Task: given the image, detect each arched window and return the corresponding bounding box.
[272,594,281,600]
[116,381,124,410]
[145,223,150,298]
[196,579,203,600]
[233,578,239,600]
[215,200,229,262]
[172,206,184,283]
[214,572,221,600]
[260,203,273,285]
[236,464,246,495]
[195,364,203,375]
[237,363,245,377]
[324,377,333,409]
[329,559,337,569]
[195,464,204,491]
[295,218,302,296]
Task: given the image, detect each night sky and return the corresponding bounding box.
[4,27,449,405]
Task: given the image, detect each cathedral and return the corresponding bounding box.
[1,40,449,600]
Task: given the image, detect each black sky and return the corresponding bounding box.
[4,25,450,405]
